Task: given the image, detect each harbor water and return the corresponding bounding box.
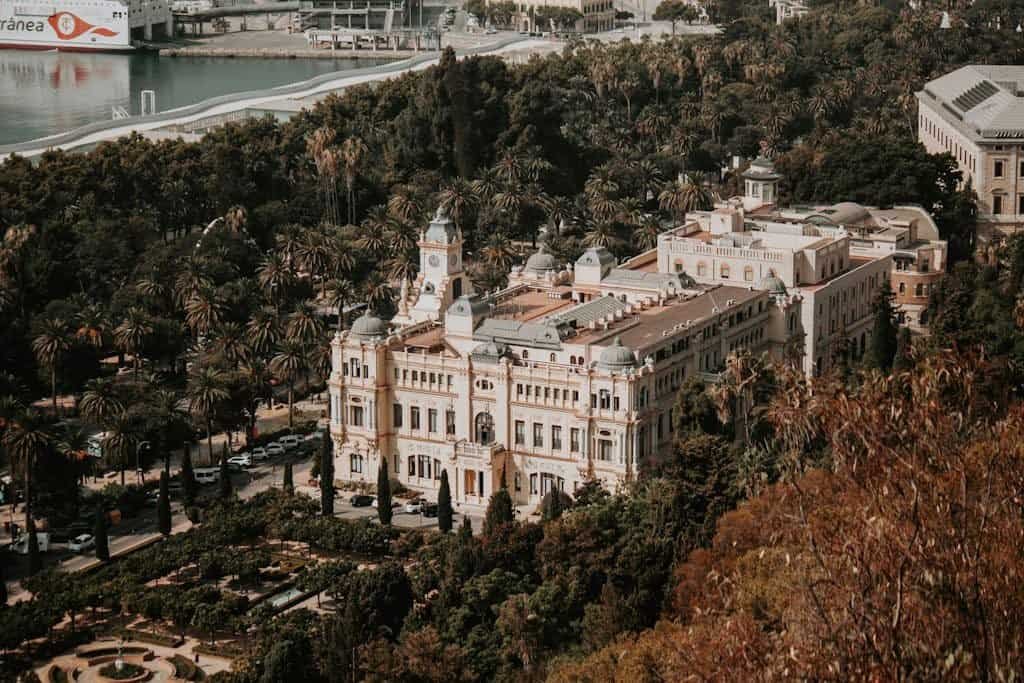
[0,50,385,145]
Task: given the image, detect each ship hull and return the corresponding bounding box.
[0,0,133,51]
[0,40,134,51]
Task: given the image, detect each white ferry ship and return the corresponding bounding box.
[0,0,171,51]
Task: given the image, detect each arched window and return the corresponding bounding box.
[697,262,707,277]
[898,282,905,294]
[549,353,557,363]
[474,412,494,445]
[350,453,364,474]
[744,266,754,282]
[720,264,730,279]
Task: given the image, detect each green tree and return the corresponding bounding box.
[377,460,392,526]
[187,366,229,464]
[271,340,306,430]
[653,0,689,34]
[483,487,514,536]
[2,410,53,575]
[181,449,198,505]
[541,489,571,521]
[157,470,172,536]
[894,326,913,371]
[283,462,294,495]
[320,435,335,516]
[94,506,109,561]
[31,316,72,415]
[866,281,899,372]
[438,469,453,532]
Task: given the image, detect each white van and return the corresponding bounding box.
[194,467,220,485]
[11,532,50,554]
[277,435,301,450]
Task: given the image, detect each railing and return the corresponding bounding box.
[456,441,504,461]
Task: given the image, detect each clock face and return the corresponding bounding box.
[428,254,440,267]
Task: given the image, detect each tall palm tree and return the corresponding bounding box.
[324,278,355,332]
[32,317,72,415]
[363,276,394,317]
[437,178,478,235]
[297,229,334,298]
[184,290,225,338]
[2,410,52,574]
[635,215,664,251]
[187,366,229,464]
[308,126,341,226]
[211,321,251,365]
[173,258,211,310]
[286,302,325,347]
[582,220,623,251]
[113,307,153,379]
[659,173,711,224]
[146,388,191,474]
[357,206,393,257]
[237,359,272,446]
[56,424,92,484]
[340,136,368,224]
[387,220,419,256]
[102,411,139,486]
[479,233,517,273]
[386,185,424,224]
[80,378,125,426]
[74,304,110,351]
[257,252,295,313]
[270,340,306,429]
[246,307,283,358]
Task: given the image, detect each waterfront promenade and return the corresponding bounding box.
[0,35,547,160]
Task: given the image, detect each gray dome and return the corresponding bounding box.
[525,245,558,274]
[829,202,871,225]
[471,341,509,363]
[424,205,459,244]
[597,336,638,372]
[448,295,491,317]
[350,311,388,339]
[742,156,781,181]
[757,271,788,296]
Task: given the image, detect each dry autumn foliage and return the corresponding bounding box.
[550,352,1024,682]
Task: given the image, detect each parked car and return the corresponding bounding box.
[485,27,496,34]
[303,431,324,442]
[350,494,374,507]
[404,499,423,514]
[250,447,269,461]
[372,497,400,509]
[194,467,220,484]
[227,455,252,468]
[68,534,95,552]
[277,435,302,450]
[421,503,439,517]
[266,444,285,457]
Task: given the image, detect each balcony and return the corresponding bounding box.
[455,440,504,463]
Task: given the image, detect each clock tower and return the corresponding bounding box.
[401,206,472,323]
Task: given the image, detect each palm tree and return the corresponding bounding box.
[323,278,355,332]
[437,178,478,235]
[271,340,306,429]
[297,229,334,298]
[257,252,295,313]
[357,206,393,257]
[56,425,92,484]
[386,185,424,224]
[387,220,419,256]
[479,233,517,273]
[582,220,623,251]
[340,137,368,224]
[211,321,251,365]
[2,410,52,574]
[187,366,229,464]
[286,302,325,347]
[237,359,272,446]
[363,275,394,315]
[32,317,72,415]
[635,215,663,251]
[386,250,419,284]
[74,304,110,351]
[173,258,211,310]
[80,378,125,426]
[146,388,191,474]
[102,411,139,486]
[246,306,283,358]
[184,290,225,337]
[659,173,712,223]
[113,307,153,379]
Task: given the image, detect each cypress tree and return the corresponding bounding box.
[25,515,40,576]
[867,281,899,372]
[437,470,453,533]
[377,460,392,526]
[181,449,197,505]
[320,435,334,516]
[459,515,473,539]
[893,327,913,371]
[283,463,294,495]
[483,487,514,536]
[219,443,232,500]
[157,470,172,536]
[94,506,109,562]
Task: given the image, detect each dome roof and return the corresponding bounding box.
[524,245,558,274]
[742,157,782,181]
[597,336,638,372]
[757,271,788,296]
[470,341,509,363]
[576,247,616,268]
[829,202,871,225]
[350,311,388,340]
[448,295,491,317]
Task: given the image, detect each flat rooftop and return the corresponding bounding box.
[572,286,763,351]
[490,288,574,322]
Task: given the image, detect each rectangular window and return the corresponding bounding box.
[350,454,363,473]
[434,459,441,480]
[590,393,597,409]
[408,455,416,477]
[410,406,420,430]
[995,160,1005,177]
[514,471,521,492]
[599,390,611,409]
[598,439,613,461]
[514,420,525,446]
[529,473,538,495]
[994,195,1004,215]
[393,403,403,428]
[552,425,562,451]
[350,405,363,427]
[428,408,438,433]
[394,454,400,474]
[517,384,523,397]
[478,471,485,498]
[1018,195,1024,215]
[613,396,620,411]
[570,428,580,452]
[446,409,456,436]
[533,423,543,448]
[572,391,580,403]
